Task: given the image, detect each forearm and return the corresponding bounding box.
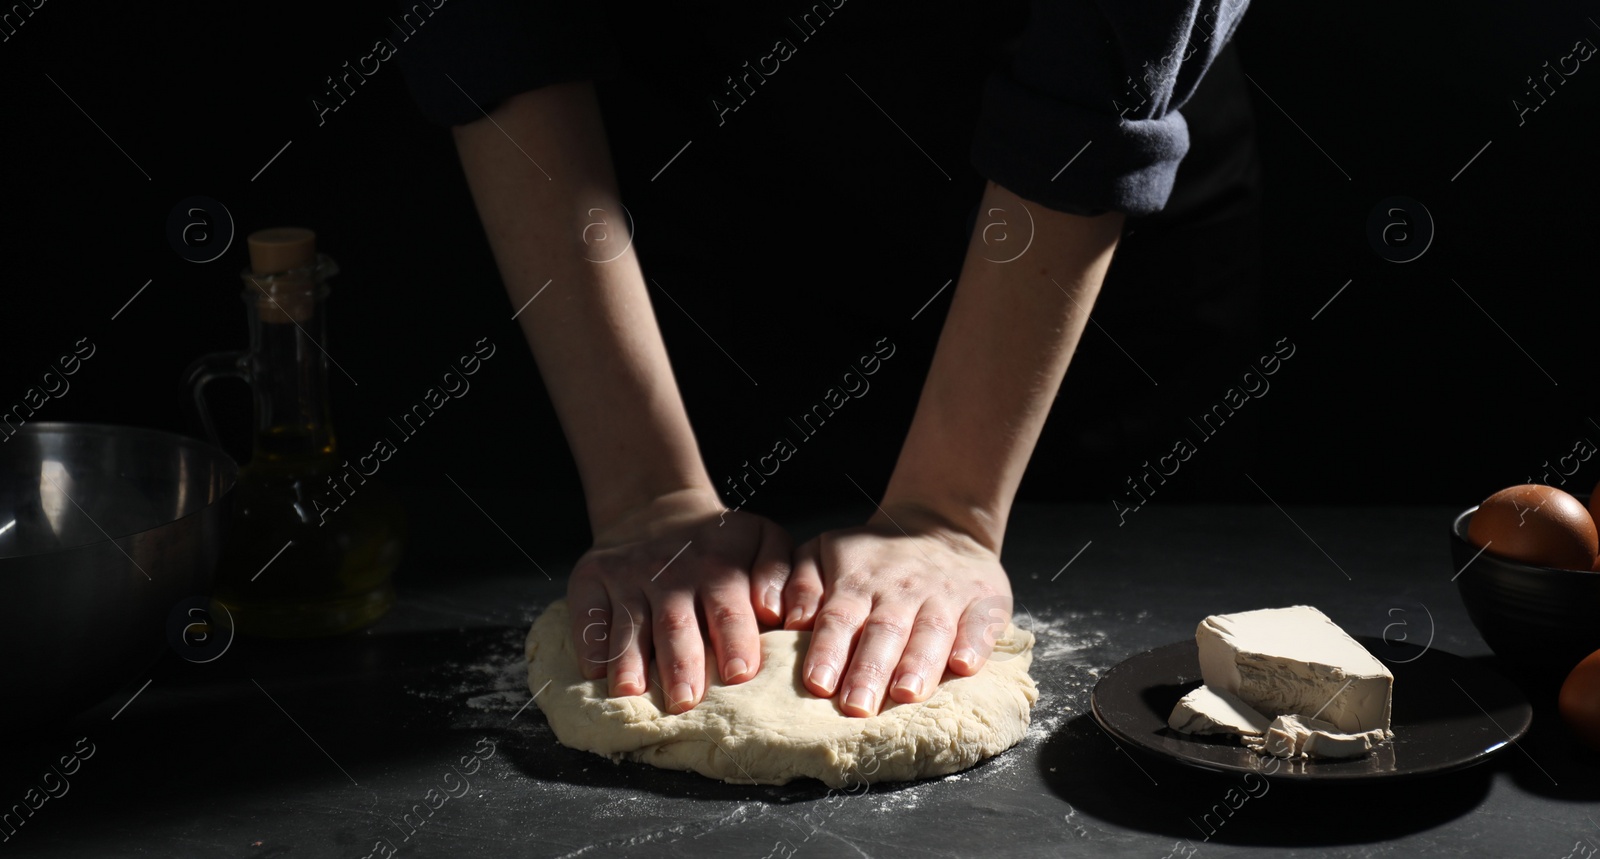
[452,82,712,533]
[879,181,1124,552]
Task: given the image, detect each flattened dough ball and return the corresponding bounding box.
[524,600,1038,787]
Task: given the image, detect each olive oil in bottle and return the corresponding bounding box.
[189,227,404,636]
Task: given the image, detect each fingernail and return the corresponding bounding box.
[615,671,641,693]
[763,587,782,617]
[893,674,924,698]
[669,683,694,712]
[844,686,876,715]
[785,606,804,628]
[808,664,837,693]
[724,658,750,682]
[952,648,978,671]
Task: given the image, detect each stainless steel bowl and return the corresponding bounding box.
[0,423,236,726]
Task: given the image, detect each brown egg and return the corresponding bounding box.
[1467,484,1598,570]
[1588,477,1600,533]
[1559,648,1600,752]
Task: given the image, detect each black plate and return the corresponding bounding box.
[1090,637,1532,781]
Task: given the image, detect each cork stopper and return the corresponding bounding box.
[245,227,318,324]
[248,227,317,274]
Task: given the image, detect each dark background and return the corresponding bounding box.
[2,0,1597,572]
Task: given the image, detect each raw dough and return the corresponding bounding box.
[524,600,1038,787]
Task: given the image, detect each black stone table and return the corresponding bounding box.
[9,504,1599,858]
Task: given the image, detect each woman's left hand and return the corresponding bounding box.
[782,504,1013,717]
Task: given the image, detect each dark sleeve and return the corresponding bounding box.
[394,0,621,127]
[971,0,1251,217]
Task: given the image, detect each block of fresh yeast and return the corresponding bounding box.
[1196,605,1393,737]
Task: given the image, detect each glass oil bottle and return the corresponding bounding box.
[188,227,405,636]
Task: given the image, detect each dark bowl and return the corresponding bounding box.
[0,423,236,728]
[1450,505,1600,676]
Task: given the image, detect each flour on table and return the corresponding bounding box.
[1012,609,1110,663]
[401,627,532,717]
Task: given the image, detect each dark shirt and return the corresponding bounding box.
[397,0,1251,217]
[972,0,1251,216]
[395,1,619,124]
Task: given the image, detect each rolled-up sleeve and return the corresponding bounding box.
[972,0,1251,217]
[395,0,621,127]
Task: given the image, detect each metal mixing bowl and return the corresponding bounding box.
[0,423,236,727]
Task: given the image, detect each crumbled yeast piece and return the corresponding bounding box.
[1243,714,1387,759]
[1167,685,1270,736]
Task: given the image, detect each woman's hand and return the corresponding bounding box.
[770,183,1119,718]
[783,503,1012,717]
[567,487,792,713]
